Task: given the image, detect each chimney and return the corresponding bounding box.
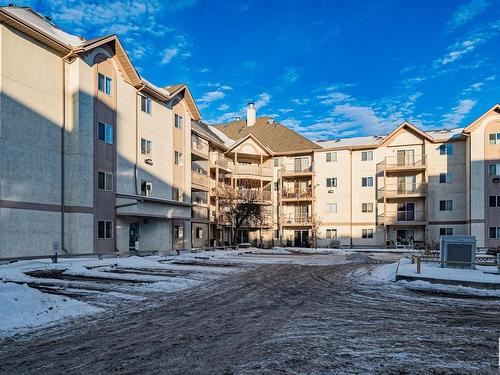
[246,102,256,127]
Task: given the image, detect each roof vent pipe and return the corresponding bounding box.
[235,116,241,121]
[246,102,256,127]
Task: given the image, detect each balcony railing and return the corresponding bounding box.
[384,154,426,170]
[191,135,209,156]
[192,205,209,220]
[237,189,272,202]
[281,213,312,225]
[381,211,426,225]
[282,188,313,199]
[236,164,273,178]
[382,182,427,198]
[209,152,233,170]
[191,171,209,189]
[280,162,314,174]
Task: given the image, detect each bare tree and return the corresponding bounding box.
[310,213,322,249]
[217,186,271,246]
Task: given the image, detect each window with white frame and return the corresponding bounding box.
[362,229,374,238]
[362,203,373,212]
[489,196,500,207]
[141,181,152,197]
[175,151,183,166]
[97,171,113,191]
[98,73,112,95]
[439,200,453,211]
[327,203,337,213]
[439,172,454,183]
[274,157,284,167]
[326,229,337,239]
[439,143,453,155]
[97,220,113,239]
[97,122,113,144]
[196,227,203,239]
[326,178,337,187]
[361,177,373,187]
[172,187,183,202]
[141,138,152,155]
[489,227,500,239]
[361,151,373,161]
[140,95,152,114]
[440,228,453,236]
[488,133,500,144]
[326,152,337,162]
[489,163,500,176]
[175,114,183,129]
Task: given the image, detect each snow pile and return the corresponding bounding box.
[401,280,500,298]
[0,282,101,336]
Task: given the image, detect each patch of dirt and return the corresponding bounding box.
[344,252,379,263]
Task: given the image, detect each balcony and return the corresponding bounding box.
[282,188,313,200]
[379,182,427,199]
[379,211,426,226]
[280,162,314,177]
[281,213,312,226]
[209,152,233,171]
[191,171,209,190]
[384,154,426,173]
[191,135,209,160]
[237,189,272,203]
[235,164,273,179]
[192,205,209,221]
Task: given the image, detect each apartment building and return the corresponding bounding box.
[0,6,197,258]
[212,105,500,249]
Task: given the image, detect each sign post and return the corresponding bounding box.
[52,241,60,264]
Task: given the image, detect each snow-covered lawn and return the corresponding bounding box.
[371,257,500,297]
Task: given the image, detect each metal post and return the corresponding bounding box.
[416,256,421,274]
[497,253,500,274]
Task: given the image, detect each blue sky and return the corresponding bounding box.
[20,0,500,139]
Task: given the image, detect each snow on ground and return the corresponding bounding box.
[400,280,500,297]
[0,282,102,336]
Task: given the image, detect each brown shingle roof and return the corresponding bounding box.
[213,116,320,153]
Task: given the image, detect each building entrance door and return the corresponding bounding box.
[294,230,309,247]
[129,223,139,251]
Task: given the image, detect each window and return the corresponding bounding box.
[97,171,113,191]
[141,181,152,197]
[274,157,284,167]
[489,133,500,144]
[98,73,112,95]
[97,220,113,239]
[439,172,454,183]
[362,203,373,212]
[362,229,374,239]
[362,177,373,187]
[489,164,500,176]
[140,95,151,114]
[440,228,453,236]
[489,227,500,239]
[439,200,453,211]
[174,224,183,239]
[97,122,113,144]
[361,151,373,161]
[173,187,183,202]
[439,144,453,155]
[175,114,183,128]
[141,138,152,155]
[195,227,203,239]
[326,152,337,162]
[489,196,500,207]
[326,178,337,187]
[175,151,183,166]
[327,203,337,213]
[326,229,337,239]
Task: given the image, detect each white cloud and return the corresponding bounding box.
[281,67,299,85]
[442,99,476,126]
[278,108,294,113]
[317,91,351,105]
[199,82,233,91]
[291,98,310,105]
[254,92,271,110]
[161,48,179,64]
[197,90,226,109]
[217,104,229,111]
[447,0,490,31]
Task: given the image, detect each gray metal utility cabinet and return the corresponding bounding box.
[440,235,476,269]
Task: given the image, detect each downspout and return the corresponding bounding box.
[135,84,146,195]
[60,49,75,253]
